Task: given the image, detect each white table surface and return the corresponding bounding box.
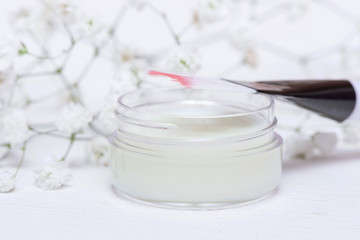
[2,143,360,240]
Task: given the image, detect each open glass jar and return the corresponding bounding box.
[109,88,282,210]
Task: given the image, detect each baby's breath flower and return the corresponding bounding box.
[312,132,338,155]
[96,104,117,135]
[113,45,140,66]
[10,5,57,41]
[109,42,150,73]
[0,170,15,193]
[55,103,93,134]
[0,37,18,74]
[86,136,111,166]
[228,24,258,52]
[342,121,360,143]
[193,0,228,27]
[284,131,339,161]
[228,24,260,67]
[72,12,105,43]
[128,0,147,11]
[284,134,314,160]
[48,0,80,24]
[165,48,201,74]
[34,155,72,190]
[285,0,310,21]
[0,108,29,147]
[0,145,10,159]
[243,48,258,68]
[9,7,32,33]
[109,70,138,96]
[342,49,360,78]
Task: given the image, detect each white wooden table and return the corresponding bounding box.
[2,143,360,240]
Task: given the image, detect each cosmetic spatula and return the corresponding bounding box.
[148,70,360,122]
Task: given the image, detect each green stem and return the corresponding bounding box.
[148,3,180,45]
[315,0,356,23]
[261,41,302,63]
[28,127,57,135]
[21,21,80,104]
[40,0,75,44]
[28,127,92,141]
[58,73,80,103]
[60,133,76,161]
[13,141,28,177]
[26,28,75,60]
[130,68,143,87]
[108,4,129,37]
[60,42,76,69]
[7,76,20,107]
[295,112,311,132]
[0,143,11,160]
[178,20,194,38]
[75,49,98,84]
[17,71,59,79]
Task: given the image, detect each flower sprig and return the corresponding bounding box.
[1,0,360,192]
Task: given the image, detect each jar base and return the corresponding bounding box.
[111,185,275,211]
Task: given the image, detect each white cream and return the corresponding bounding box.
[110,95,282,207]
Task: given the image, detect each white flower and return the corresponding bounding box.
[284,134,314,160]
[0,108,29,146]
[109,70,138,98]
[112,45,140,66]
[284,0,310,21]
[86,137,111,166]
[109,42,150,73]
[312,132,338,155]
[1,81,29,109]
[0,37,17,100]
[41,0,105,42]
[243,48,258,68]
[165,48,201,74]
[55,103,93,134]
[0,74,12,104]
[0,145,10,159]
[193,0,228,26]
[0,70,16,91]
[96,105,118,135]
[34,155,72,190]
[227,24,260,67]
[72,12,105,43]
[10,3,58,39]
[0,37,18,74]
[342,49,360,78]
[0,170,15,193]
[342,121,360,143]
[9,7,33,33]
[110,44,149,83]
[228,24,259,52]
[128,0,147,11]
[48,0,80,24]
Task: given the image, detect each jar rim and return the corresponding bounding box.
[111,117,278,145]
[117,88,274,119]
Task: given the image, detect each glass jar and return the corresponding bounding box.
[109,88,282,210]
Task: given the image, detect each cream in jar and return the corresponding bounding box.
[110,89,282,209]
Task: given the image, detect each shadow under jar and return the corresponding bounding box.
[109,88,282,210]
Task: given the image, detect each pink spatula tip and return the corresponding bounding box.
[148,70,193,88]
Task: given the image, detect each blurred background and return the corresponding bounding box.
[1,0,360,172]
